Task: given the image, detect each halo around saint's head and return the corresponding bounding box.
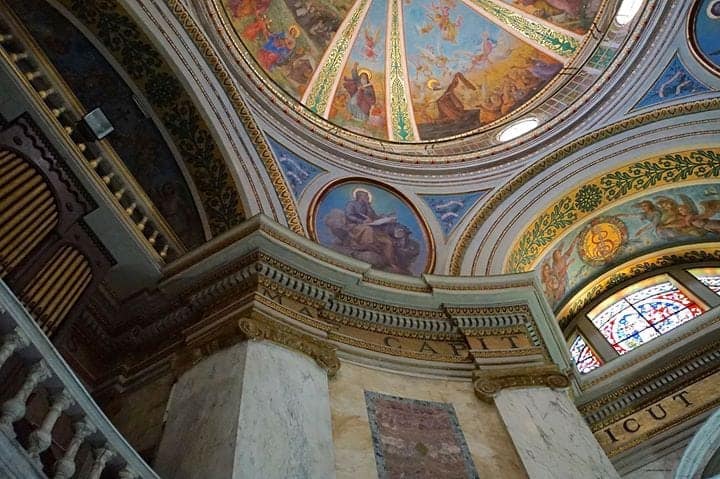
[358,68,373,81]
[288,24,301,38]
[352,187,372,202]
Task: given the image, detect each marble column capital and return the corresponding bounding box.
[472,364,570,403]
[238,316,340,376]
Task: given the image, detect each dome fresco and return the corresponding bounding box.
[221,0,604,142]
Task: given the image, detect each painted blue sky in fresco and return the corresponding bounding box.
[633,54,710,110]
[421,191,486,236]
[267,137,323,199]
[403,0,508,87]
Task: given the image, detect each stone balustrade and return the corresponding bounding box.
[0,279,159,478]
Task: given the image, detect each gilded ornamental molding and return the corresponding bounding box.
[473,364,570,403]
[238,316,340,376]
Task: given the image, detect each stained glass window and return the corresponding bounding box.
[569,335,602,374]
[688,268,720,295]
[588,275,705,355]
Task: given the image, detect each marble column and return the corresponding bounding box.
[494,386,619,479]
[154,339,337,479]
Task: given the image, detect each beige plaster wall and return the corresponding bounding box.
[329,361,527,478]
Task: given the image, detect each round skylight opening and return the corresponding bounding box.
[615,0,643,25]
[497,118,539,142]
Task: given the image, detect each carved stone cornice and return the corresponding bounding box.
[74,217,572,385]
[473,364,570,403]
[238,316,340,377]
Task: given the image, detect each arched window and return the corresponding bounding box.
[569,334,602,373]
[688,268,720,295]
[567,269,720,374]
[587,275,704,354]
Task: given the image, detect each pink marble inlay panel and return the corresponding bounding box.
[365,391,478,479]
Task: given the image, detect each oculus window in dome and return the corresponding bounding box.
[220,0,605,142]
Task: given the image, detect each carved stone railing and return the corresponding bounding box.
[0,279,159,478]
[0,6,181,261]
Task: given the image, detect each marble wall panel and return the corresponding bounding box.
[234,341,336,479]
[365,391,478,478]
[328,361,526,479]
[622,447,684,479]
[154,341,336,479]
[495,387,619,479]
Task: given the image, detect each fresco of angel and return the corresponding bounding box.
[421,0,463,43]
[631,194,720,239]
[541,236,580,304]
[362,26,381,60]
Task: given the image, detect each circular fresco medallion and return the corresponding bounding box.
[309,179,434,276]
[690,0,720,75]
[577,217,628,266]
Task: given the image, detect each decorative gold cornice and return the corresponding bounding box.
[449,98,720,275]
[579,337,720,414]
[319,309,460,340]
[471,347,545,358]
[326,331,470,363]
[473,364,570,402]
[238,316,340,376]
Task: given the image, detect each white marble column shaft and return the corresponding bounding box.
[494,386,619,479]
[154,340,336,479]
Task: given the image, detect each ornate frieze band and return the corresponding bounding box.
[165,0,304,235]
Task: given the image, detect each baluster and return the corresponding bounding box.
[53,419,95,479]
[27,388,73,464]
[125,202,137,215]
[88,445,114,479]
[118,465,138,479]
[0,360,50,438]
[10,52,28,62]
[148,230,159,245]
[0,328,29,371]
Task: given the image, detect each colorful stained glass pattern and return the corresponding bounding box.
[589,279,704,355]
[688,268,720,295]
[698,275,720,294]
[569,335,601,374]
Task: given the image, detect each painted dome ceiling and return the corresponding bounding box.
[221,0,605,143]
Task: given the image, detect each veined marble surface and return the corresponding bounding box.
[495,387,620,479]
[154,341,336,478]
[235,341,336,479]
